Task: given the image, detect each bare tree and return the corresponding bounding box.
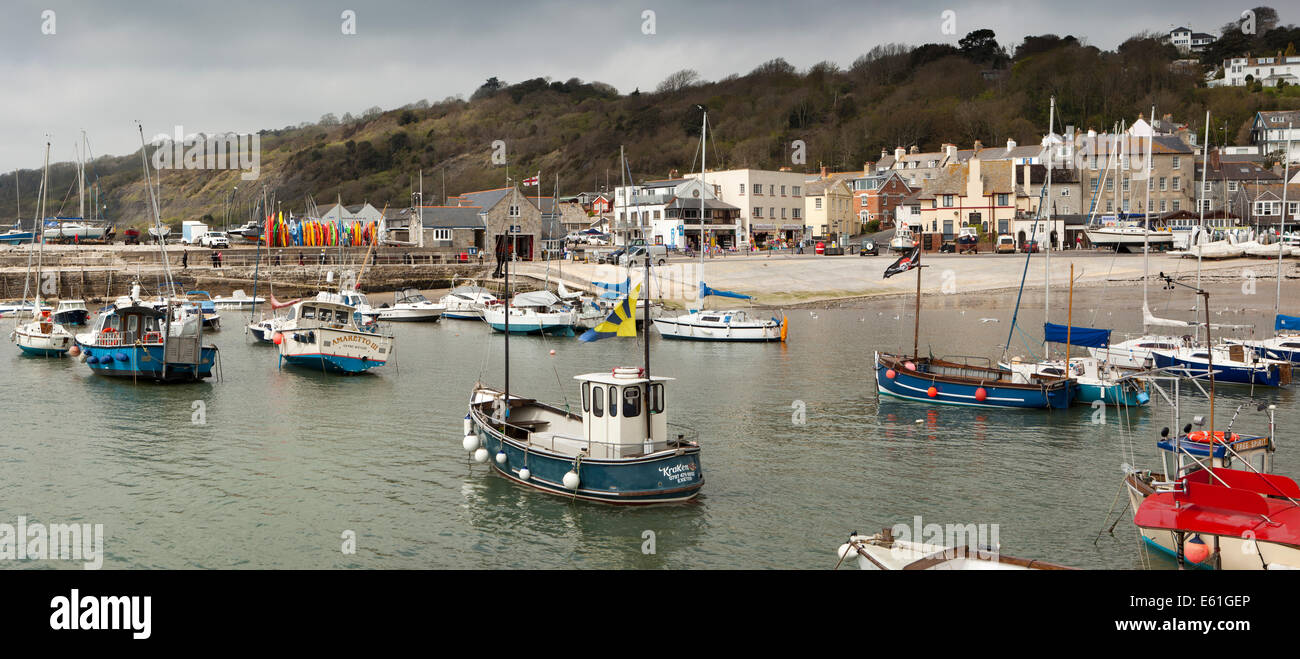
[655,69,700,94]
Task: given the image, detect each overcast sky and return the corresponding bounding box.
[0,0,1249,172]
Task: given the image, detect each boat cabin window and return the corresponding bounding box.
[648,383,664,414]
[623,387,641,417]
[1139,343,1174,349]
[300,306,316,320]
[581,382,590,412]
[702,316,720,322]
[319,308,334,323]
[1192,353,1209,359]
[608,386,618,417]
[1043,367,1064,376]
[126,314,139,335]
[592,386,604,417]
[106,314,122,332]
[1282,342,1300,349]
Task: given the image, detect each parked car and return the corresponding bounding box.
[620,244,668,267]
[122,228,141,245]
[995,235,1016,254]
[858,239,879,256]
[197,231,230,248]
[596,247,624,264]
[1020,239,1039,254]
[586,234,610,246]
[940,239,957,253]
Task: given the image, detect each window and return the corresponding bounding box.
[319,308,333,323]
[623,387,641,417]
[769,207,775,218]
[1160,200,1167,212]
[1172,200,1180,211]
[1228,181,1239,192]
[793,208,801,219]
[609,386,618,417]
[1090,178,1098,193]
[648,383,664,414]
[739,183,745,195]
[781,207,787,219]
[582,382,590,412]
[592,385,604,417]
[997,193,1008,206]
[509,205,520,217]
[780,185,786,195]
[815,198,823,210]
[1172,177,1180,191]
[754,185,763,195]
[1122,177,1129,192]
[1172,156,1181,169]
[792,186,801,196]
[754,207,762,218]
[433,228,452,241]
[1106,200,1113,212]
[943,195,954,207]
[1061,188,1069,196]
[1105,179,1113,192]
[1159,177,1167,191]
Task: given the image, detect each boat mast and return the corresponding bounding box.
[699,107,707,305]
[1193,111,1209,341]
[1043,96,1055,360]
[504,183,514,424]
[138,124,175,300]
[1143,106,1153,317]
[1278,122,1292,315]
[34,141,50,312]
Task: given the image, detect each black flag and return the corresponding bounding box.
[883,245,921,278]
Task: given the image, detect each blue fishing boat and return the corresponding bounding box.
[466,371,702,504]
[464,177,702,504]
[1002,324,1150,407]
[75,300,218,382]
[875,351,1073,409]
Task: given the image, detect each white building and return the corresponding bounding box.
[1164,27,1215,53]
[1251,110,1300,164]
[1222,56,1300,87]
[682,168,808,247]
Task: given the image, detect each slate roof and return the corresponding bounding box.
[412,206,487,229]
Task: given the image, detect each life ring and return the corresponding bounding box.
[1186,430,1239,444]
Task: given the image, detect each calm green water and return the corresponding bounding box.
[1,282,1296,569]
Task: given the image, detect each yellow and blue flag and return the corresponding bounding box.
[578,284,640,342]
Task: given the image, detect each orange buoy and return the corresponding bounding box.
[272,332,284,345]
[885,369,896,379]
[1184,536,1210,563]
[975,387,988,402]
[1186,430,1238,443]
[927,386,938,398]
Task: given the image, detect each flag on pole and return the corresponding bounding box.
[578,284,641,342]
[883,244,921,278]
[522,174,539,186]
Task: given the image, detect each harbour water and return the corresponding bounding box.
[1,281,1296,569]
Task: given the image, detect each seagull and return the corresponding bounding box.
[980,317,999,323]
[809,311,818,319]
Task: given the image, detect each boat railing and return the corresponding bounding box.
[477,408,701,456]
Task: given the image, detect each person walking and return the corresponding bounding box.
[181,250,188,269]
[298,252,305,267]
[319,249,326,265]
[215,250,223,268]
[210,250,218,269]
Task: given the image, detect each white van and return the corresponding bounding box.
[620,244,668,267]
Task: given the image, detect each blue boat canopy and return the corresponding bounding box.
[1277,314,1300,332]
[1043,322,1111,348]
[700,282,751,300]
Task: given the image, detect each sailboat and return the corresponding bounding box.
[463,172,702,504]
[375,288,444,322]
[12,141,75,357]
[651,109,787,343]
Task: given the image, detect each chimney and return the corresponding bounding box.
[909,145,919,154]
[974,140,983,151]
[894,147,906,161]
[942,143,957,159]
[881,149,889,160]
[820,165,829,179]
[864,161,872,175]
[669,169,679,178]
[1006,138,1017,150]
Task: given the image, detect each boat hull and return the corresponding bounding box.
[1151,352,1289,387]
[469,410,703,504]
[80,344,217,381]
[875,352,1072,409]
[277,326,392,374]
[653,318,780,342]
[1075,382,1149,407]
